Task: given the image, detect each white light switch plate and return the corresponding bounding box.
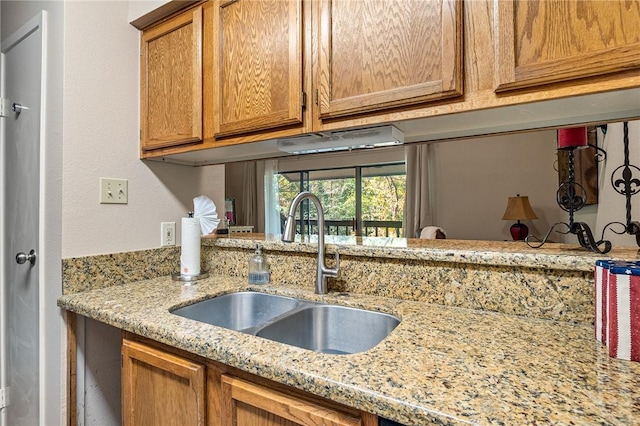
[100,178,128,204]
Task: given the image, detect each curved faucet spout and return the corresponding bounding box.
[282,191,339,294]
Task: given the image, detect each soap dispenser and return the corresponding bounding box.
[248,244,270,284]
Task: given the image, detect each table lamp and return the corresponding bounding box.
[502,194,538,240]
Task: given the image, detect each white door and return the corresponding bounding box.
[1,12,46,426]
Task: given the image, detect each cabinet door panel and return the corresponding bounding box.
[212,0,303,138]
[317,0,463,119]
[141,7,203,151]
[495,0,640,91]
[122,339,206,426]
[221,375,368,426]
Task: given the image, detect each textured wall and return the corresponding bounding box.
[62,1,224,258]
[57,2,223,424]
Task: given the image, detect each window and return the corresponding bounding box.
[276,163,405,237]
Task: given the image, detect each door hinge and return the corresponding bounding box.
[301,91,307,109]
[314,89,319,106]
[0,387,10,409]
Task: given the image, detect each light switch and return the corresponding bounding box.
[100,178,128,204]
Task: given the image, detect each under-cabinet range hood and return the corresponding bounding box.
[276,125,404,154]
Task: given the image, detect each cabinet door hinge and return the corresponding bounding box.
[314,89,319,106]
[301,91,307,109]
[0,387,10,409]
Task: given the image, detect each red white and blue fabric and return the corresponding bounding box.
[594,260,613,344]
[607,261,640,362]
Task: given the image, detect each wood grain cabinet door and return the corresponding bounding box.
[211,0,304,138]
[140,6,203,152]
[122,339,206,426]
[494,0,640,92]
[316,0,463,119]
[221,375,377,426]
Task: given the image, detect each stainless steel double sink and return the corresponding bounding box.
[171,291,400,355]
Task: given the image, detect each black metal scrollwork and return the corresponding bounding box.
[606,122,640,247]
[528,122,640,252]
[527,128,612,253]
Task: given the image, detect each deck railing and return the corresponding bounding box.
[295,219,403,238]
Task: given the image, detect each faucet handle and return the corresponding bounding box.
[328,251,340,278]
[321,251,340,279]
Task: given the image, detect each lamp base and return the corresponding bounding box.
[510,222,529,240]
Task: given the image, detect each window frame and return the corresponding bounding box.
[277,162,405,237]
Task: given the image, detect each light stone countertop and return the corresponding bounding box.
[58,274,640,425]
[204,234,640,272]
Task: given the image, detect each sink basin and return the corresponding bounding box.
[171,291,300,331]
[171,291,400,354]
[256,305,400,354]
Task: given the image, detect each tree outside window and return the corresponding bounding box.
[277,163,405,237]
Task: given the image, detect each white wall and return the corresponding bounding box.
[128,0,171,23]
[427,121,637,247]
[430,131,569,241]
[62,1,224,259]
[59,2,225,424]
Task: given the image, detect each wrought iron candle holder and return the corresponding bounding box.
[527,144,612,253]
[527,122,640,253]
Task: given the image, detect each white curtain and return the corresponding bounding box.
[404,143,433,238]
[263,159,282,235]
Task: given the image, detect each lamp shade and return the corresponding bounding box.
[502,195,538,221]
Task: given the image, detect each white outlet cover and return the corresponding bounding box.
[161,222,176,246]
[100,178,128,204]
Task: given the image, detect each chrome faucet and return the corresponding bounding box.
[282,191,339,294]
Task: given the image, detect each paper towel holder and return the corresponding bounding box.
[174,197,219,282]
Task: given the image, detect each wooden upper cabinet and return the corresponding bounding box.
[494,0,640,92]
[221,375,377,426]
[316,0,463,120]
[210,0,303,138]
[122,339,206,426]
[140,6,203,152]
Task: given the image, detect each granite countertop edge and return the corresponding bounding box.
[57,273,640,425]
[204,235,640,271]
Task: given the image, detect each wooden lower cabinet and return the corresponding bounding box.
[221,375,376,426]
[122,338,207,426]
[122,335,378,426]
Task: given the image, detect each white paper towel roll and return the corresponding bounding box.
[181,217,201,276]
